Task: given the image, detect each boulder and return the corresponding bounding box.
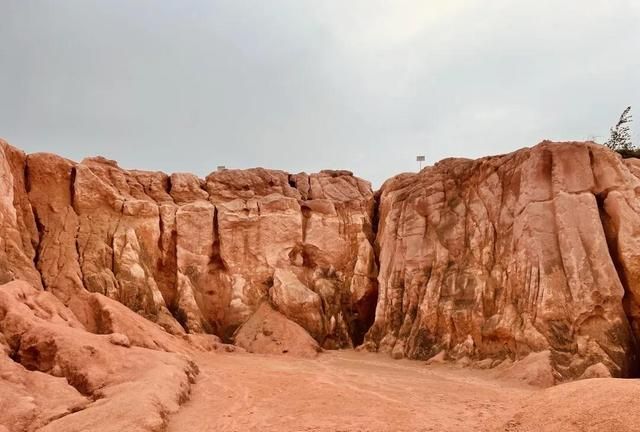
[233,303,321,358]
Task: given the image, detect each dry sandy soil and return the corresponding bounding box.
[167,350,535,432]
[168,350,640,432]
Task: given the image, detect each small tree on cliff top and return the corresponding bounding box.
[605,106,633,151]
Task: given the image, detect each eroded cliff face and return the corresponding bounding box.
[2,139,640,382]
[0,140,378,349]
[363,141,640,379]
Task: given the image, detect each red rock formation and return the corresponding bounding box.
[0,138,377,431]
[0,144,41,289]
[0,280,198,432]
[363,141,640,380]
[233,302,322,358]
[0,139,378,350]
[3,137,640,385]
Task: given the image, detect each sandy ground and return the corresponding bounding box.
[167,350,535,432]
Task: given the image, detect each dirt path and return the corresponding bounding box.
[167,350,536,432]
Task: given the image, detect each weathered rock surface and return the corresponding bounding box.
[234,302,321,358]
[363,141,640,379]
[0,280,198,432]
[0,144,41,289]
[3,137,640,387]
[0,139,377,350]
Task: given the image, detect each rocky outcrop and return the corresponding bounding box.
[0,280,198,432]
[0,139,378,351]
[0,140,374,431]
[3,138,640,383]
[363,141,640,380]
[0,144,41,289]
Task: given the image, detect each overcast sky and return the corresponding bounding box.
[1,1,639,186]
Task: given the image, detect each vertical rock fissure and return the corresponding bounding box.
[24,160,47,290]
[31,209,47,290]
[69,167,86,288]
[211,206,227,271]
[69,166,77,210]
[351,190,382,347]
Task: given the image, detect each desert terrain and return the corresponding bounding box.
[2,139,640,431]
[167,350,640,432]
[168,350,531,432]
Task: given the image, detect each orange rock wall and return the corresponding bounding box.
[0,140,378,349]
[3,139,640,379]
[363,142,640,379]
